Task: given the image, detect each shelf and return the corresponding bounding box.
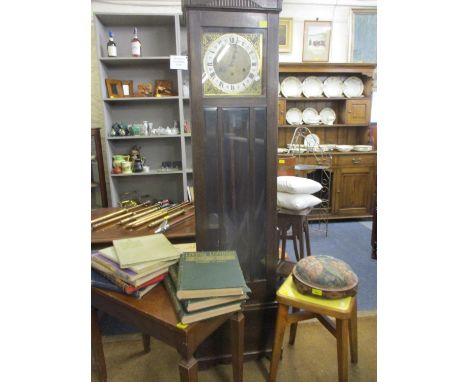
[100,56,170,67]
[278,124,368,128]
[95,14,175,26]
[104,96,179,103]
[108,135,181,140]
[91,183,98,188]
[279,97,368,101]
[183,134,191,137]
[111,170,183,177]
[186,169,193,173]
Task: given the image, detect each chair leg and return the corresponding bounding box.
[349,298,358,363]
[303,219,311,257]
[336,319,349,382]
[268,303,289,382]
[288,307,299,345]
[142,333,151,353]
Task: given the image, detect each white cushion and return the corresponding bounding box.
[277,192,322,211]
[277,176,322,195]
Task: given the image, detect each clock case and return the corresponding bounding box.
[184,0,282,364]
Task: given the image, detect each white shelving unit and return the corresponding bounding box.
[93,12,191,206]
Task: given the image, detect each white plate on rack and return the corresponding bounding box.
[302,107,321,124]
[323,77,344,97]
[319,144,335,152]
[336,145,353,152]
[285,108,303,125]
[353,145,372,152]
[319,107,336,125]
[281,77,303,98]
[287,144,307,154]
[302,76,323,98]
[277,147,289,154]
[304,133,320,148]
[343,76,364,98]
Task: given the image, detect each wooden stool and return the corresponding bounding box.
[278,207,313,262]
[268,276,358,382]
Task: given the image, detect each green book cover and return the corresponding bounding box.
[169,263,247,312]
[113,234,180,267]
[176,251,250,300]
[164,276,241,325]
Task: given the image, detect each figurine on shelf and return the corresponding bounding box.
[129,145,142,163]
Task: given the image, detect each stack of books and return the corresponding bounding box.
[91,234,181,299]
[164,251,250,324]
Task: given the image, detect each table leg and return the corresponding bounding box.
[349,298,358,364]
[178,357,198,382]
[142,333,151,353]
[91,308,107,382]
[230,311,245,382]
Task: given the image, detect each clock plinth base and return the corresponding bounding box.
[195,300,278,367]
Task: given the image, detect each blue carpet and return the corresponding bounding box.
[99,221,376,335]
[285,221,376,312]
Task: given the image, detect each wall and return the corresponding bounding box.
[279,0,377,63]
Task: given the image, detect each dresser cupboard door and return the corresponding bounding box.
[345,99,371,124]
[333,166,375,216]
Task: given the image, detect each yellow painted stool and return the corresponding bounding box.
[268,275,358,382]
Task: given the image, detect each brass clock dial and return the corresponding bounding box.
[202,32,263,96]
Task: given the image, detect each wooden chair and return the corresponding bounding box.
[268,276,358,382]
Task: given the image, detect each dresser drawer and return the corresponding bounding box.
[336,154,376,167]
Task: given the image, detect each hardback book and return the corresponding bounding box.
[169,264,246,312]
[91,252,174,285]
[91,253,167,288]
[164,276,241,325]
[176,251,250,300]
[98,247,178,279]
[91,265,166,295]
[113,234,181,267]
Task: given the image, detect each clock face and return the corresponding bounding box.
[202,32,263,96]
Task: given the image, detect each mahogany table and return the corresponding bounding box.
[91,207,196,247]
[92,285,244,382]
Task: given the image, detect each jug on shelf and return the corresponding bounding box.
[133,157,146,173]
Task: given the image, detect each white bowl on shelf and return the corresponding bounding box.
[336,145,354,152]
[352,145,373,152]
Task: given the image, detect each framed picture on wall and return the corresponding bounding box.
[279,17,293,53]
[302,20,332,62]
[348,8,377,63]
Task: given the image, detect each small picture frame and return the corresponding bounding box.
[105,79,123,98]
[154,80,174,97]
[279,18,293,53]
[302,20,332,62]
[137,82,153,97]
[122,80,134,97]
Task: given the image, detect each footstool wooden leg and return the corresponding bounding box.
[336,319,349,382]
[230,311,245,382]
[178,357,198,382]
[268,303,289,382]
[288,307,299,345]
[349,298,358,363]
[91,308,107,382]
[142,333,151,353]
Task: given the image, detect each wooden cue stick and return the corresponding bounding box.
[119,204,166,224]
[147,209,186,228]
[128,202,191,228]
[92,202,155,229]
[90,201,151,224]
[125,206,174,228]
[147,205,193,228]
[152,207,195,229]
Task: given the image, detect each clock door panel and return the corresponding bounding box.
[198,107,267,281]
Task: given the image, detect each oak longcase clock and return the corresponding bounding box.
[185,0,281,296]
[184,0,282,364]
